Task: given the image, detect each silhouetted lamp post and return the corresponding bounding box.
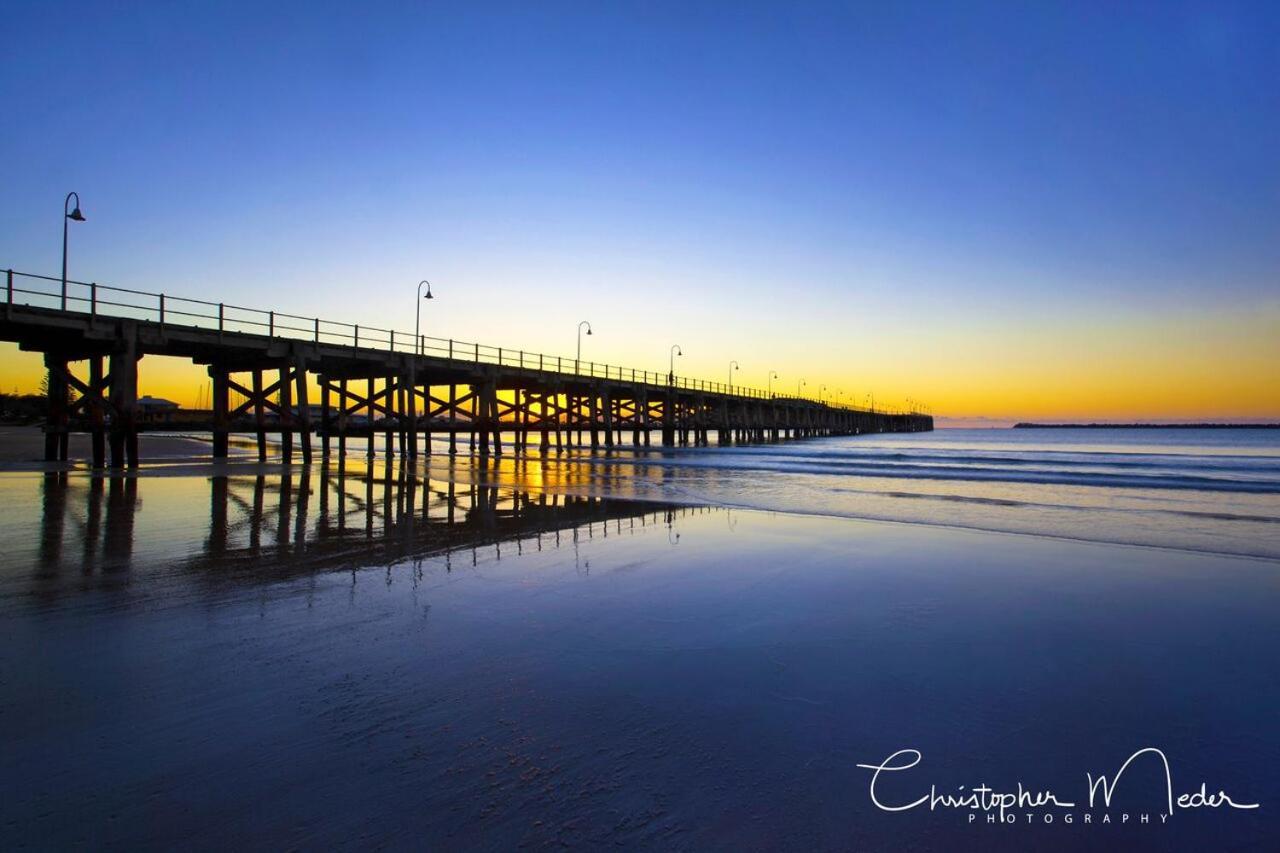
[798,378,806,397]
[409,280,434,431]
[61,192,85,311]
[413,280,434,355]
[727,360,739,392]
[767,370,778,398]
[669,345,682,384]
[577,320,592,367]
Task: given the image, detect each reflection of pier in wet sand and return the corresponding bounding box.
[32,465,704,586]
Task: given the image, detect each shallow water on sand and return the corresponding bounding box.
[0,466,1277,850]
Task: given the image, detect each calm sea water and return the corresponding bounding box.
[416,427,1280,560]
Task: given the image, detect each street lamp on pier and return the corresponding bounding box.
[409,280,434,439]
[61,192,86,311]
[767,371,778,398]
[727,360,739,392]
[577,320,592,367]
[669,345,682,384]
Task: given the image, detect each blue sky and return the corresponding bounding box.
[1,2,1277,417]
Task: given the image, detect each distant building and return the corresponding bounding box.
[137,396,180,424]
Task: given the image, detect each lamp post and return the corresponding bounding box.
[797,378,806,398]
[413,280,434,355]
[576,320,592,367]
[767,370,778,398]
[727,360,739,392]
[409,280,434,444]
[819,384,827,404]
[668,345,682,384]
[61,192,86,311]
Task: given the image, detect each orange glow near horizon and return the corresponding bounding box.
[2,297,1277,422]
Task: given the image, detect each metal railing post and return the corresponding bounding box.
[90,283,97,318]
[269,311,275,337]
[218,303,224,333]
[314,318,320,343]
[159,294,166,329]
[354,325,359,347]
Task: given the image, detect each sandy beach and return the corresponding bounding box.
[1,462,1276,850]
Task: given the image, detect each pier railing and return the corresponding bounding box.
[4,268,906,414]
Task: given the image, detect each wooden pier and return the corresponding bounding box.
[3,269,932,468]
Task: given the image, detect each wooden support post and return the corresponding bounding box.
[640,390,651,447]
[210,364,229,458]
[320,376,331,459]
[602,388,614,449]
[589,391,600,449]
[43,354,68,462]
[89,356,106,468]
[295,356,312,464]
[253,370,267,463]
[406,371,418,460]
[469,385,477,453]
[337,378,348,459]
[423,381,433,456]
[366,377,376,460]
[448,382,458,455]
[539,391,551,451]
[516,388,527,451]
[384,377,395,460]
[108,328,138,469]
[490,381,503,454]
[279,362,293,465]
[397,380,408,459]
[475,383,488,455]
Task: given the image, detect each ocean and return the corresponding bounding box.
[437,427,1280,560]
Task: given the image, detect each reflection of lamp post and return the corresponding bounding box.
[409,280,434,435]
[62,192,86,311]
[767,370,778,398]
[668,344,682,383]
[727,360,739,391]
[577,320,592,366]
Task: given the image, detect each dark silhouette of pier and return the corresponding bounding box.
[3,269,932,468]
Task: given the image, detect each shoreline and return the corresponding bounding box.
[3,424,1277,562]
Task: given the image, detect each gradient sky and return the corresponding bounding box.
[2,1,1277,421]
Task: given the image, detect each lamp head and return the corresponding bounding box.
[586,328,592,336]
[67,207,85,222]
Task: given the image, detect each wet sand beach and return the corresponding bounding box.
[1,454,1277,850]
